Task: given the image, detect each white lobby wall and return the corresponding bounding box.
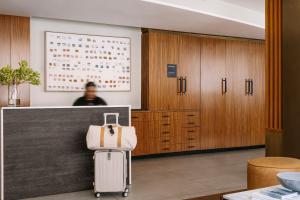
[30,17,141,108]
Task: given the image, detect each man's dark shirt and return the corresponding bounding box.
[73,96,107,106]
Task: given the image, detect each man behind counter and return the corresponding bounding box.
[73,82,107,106]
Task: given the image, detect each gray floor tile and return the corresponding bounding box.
[22,148,265,200]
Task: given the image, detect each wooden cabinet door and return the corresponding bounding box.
[200,38,226,149]
[226,40,251,147]
[132,120,146,156]
[248,42,265,145]
[178,35,201,110]
[148,31,180,110]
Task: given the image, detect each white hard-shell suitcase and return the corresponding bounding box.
[94,150,129,198]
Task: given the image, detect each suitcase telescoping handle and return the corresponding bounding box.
[103,113,120,126]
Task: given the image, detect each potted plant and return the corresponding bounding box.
[0,60,40,106]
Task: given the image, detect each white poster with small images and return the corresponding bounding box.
[45,31,131,91]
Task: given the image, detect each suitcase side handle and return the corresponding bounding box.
[103,113,120,126]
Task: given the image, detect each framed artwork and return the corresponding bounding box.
[45,31,131,91]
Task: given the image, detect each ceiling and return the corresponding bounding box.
[221,0,265,13]
[0,0,265,39]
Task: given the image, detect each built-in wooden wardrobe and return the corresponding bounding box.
[142,31,201,110]
[200,37,265,150]
[133,30,265,156]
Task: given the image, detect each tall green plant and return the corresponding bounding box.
[0,60,40,85]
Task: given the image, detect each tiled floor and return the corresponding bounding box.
[23,148,265,200]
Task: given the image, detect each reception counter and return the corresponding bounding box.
[0,106,131,200]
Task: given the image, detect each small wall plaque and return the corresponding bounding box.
[167,64,177,78]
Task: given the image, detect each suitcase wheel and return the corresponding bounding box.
[95,192,101,198]
[122,192,128,197]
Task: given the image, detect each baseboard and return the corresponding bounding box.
[133,145,265,160]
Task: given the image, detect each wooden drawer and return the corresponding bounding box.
[174,111,200,119]
[159,120,173,126]
[181,118,200,127]
[182,143,199,151]
[159,144,175,153]
[182,127,200,143]
[159,122,173,132]
[154,112,174,121]
[159,135,175,143]
[131,112,149,122]
[159,129,173,137]
[183,127,200,137]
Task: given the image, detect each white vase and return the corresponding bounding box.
[8,84,20,107]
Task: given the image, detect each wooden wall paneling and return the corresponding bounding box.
[282,0,300,158]
[178,35,201,110]
[141,33,150,110]
[0,15,30,107]
[0,15,11,107]
[10,16,30,106]
[266,0,282,131]
[265,0,283,156]
[226,40,250,147]
[200,38,226,149]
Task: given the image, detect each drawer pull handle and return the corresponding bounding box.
[188,130,195,133]
[188,138,195,141]
[162,115,170,118]
[162,124,170,126]
[188,146,195,148]
[162,140,170,143]
[187,114,196,117]
[162,148,170,151]
[187,122,195,125]
[132,116,139,118]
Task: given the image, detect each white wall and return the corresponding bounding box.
[30,17,141,108]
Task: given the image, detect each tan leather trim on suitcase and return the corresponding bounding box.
[117,127,122,148]
[100,127,105,147]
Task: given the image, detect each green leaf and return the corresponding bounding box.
[0,60,41,86]
[0,65,14,85]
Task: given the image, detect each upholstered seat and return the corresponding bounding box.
[247,157,300,189]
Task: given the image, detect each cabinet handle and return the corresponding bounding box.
[245,79,249,95]
[187,145,195,148]
[162,147,170,151]
[162,123,170,126]
[188,130,195,133]
[183,76,187,94]
[161,139,170,143]
[177,77,183,95]
[250,79,254,95]
[222,78,227,94]
[187,114,196,117]
[162,115,170,118]
[187,122,195,125]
